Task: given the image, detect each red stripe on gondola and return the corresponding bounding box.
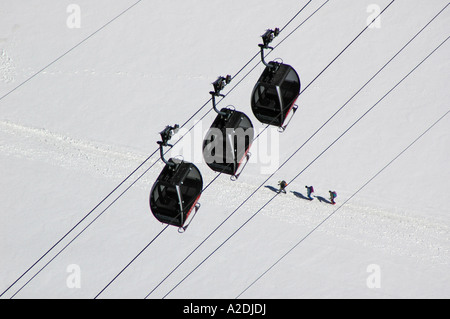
[282,95,299,126]
[184,194,201,225]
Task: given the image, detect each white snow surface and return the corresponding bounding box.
[0,0,449,299]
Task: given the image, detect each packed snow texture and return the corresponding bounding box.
[0,0,449,298]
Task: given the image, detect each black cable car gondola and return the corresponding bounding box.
[251,28,301,131]
[150,125,203,232]
[203,75,254,180]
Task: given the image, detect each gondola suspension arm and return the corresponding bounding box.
[258,28,280,68]
[157,124,180,166]
[210,75,232,117]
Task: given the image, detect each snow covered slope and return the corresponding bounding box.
[1,0,449,299]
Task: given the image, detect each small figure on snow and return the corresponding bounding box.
[278,180,288,194]
[305,185,314,200]
[329,190,337,205]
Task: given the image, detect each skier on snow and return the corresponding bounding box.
[305,185,314,200]
[278,180,288,194]
[329,190,337,205]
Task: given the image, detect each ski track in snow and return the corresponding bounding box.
[252,189,450,267]
[0,119,155,185]
[0,49,16,83]
[2,118,448,270]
